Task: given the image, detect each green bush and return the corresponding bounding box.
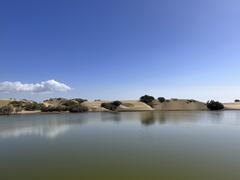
[71,98,87,104]
[24,102,41,111]
[112,101,122,106]
[9,101,23,108]
[62,100,78,106]
[40,105,69,112]
[158,97,166,103]
[207,100,224,111]
[9,100,41,111]
[235,99,240,102]
[140,95,155,105]
[68,104,88,113]
[0,105,14,115]
[101,101,122,111]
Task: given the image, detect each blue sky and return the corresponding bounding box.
[1,0,240,102]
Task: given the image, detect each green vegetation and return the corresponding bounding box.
[112,101,122,106]
[9,100,41,111]
[24,102,41,111]
[68,104,88,113]
[0,105,14,115]
[235,99,240,102]
[62,100,78,106]
[72,98,87,104]
[140,95,155,106]
[40,105,69,112]
[40,98,88,113]
[9,101,23,108]
[101,101,122,111]
[207,100,224,111]
[158,97,166,103]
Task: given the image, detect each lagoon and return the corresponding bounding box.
[1,111,240,180]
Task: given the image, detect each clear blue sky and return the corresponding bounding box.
[1,0,240,102]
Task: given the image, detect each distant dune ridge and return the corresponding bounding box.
[0,97,239,115]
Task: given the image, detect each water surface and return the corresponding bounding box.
[1,111,240,180]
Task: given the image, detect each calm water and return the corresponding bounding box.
[1,111,240,180]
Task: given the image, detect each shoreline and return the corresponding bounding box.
[1,98,239,116]
[2,108,238,116]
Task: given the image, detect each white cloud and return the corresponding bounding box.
[0,80,71,93]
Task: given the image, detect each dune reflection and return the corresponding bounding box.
[0,125,70,139]
[0,114,88,139]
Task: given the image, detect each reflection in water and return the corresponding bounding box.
[158,112,167,124]
[0,111,234,139]
[0,124,70,139]
[1,111,240,180]
[100,112,121,122]
[140,112,155,125]
[0,114,89,139]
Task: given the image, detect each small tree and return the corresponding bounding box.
[101,101,122,111]
[235,99,240,103]
[112,101,122,106]
[207,100,224,111]
[24,102,41,111]
[0,105,14,115]
[68,104,88,113]
[140,95,155,105]
[71,98,87,104]
[158,97,166,103]
[62,100,78,106]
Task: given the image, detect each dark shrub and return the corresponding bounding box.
[9,101,23,108]
[57,105,69,112]
[158,97,166,103]
[165,100,170,102]
[171,98,178,101]
[24,102,41,111]
[0,105,14,115]
[112,101,122,106]
[207,100,224,111]
[101,101,122,111]
[62,100,78,106]
[68,104,88,113]
[101,103,116,111]
[40,105,49,112]
[140,95,155,105]
[235,99,240,102]
[72,98,87,104]
[40,105,69,112]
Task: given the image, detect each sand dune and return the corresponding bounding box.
[0,98,211,114]
[117,100,152,111]
[83,100,206,112]
[223,103,240,110]
[152,99,207,111]
[81,101,110,112]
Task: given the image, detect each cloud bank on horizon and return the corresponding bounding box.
[0,80,71,94]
